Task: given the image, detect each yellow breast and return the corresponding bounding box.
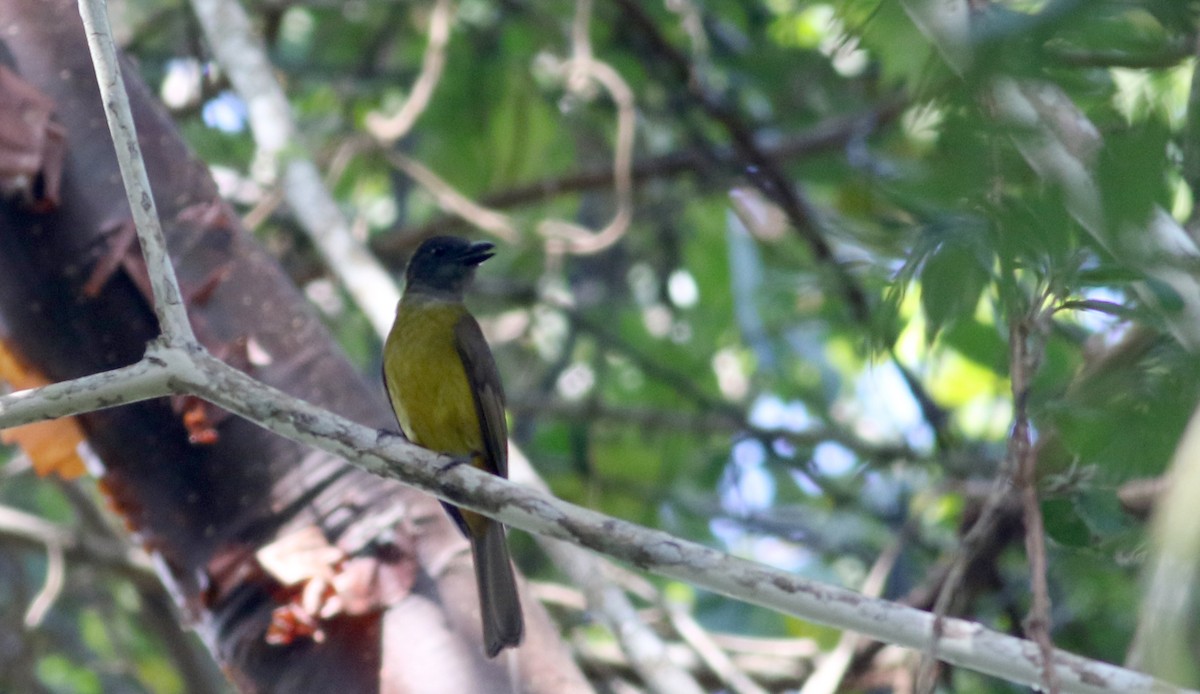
[383,299,482,456]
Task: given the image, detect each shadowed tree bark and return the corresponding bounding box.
[0,1,586,691]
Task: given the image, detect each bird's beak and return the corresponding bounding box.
[461,241,496,265]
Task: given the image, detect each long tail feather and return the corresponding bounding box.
[471,521,524,657]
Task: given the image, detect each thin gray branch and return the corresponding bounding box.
[0,349,178,427]
[76,0,196,345]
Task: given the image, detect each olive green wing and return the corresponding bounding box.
[454,314,508,478]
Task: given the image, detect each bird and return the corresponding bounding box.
[382,235,524,657]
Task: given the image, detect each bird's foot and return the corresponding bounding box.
[438,455,470,474]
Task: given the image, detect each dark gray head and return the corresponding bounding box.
[404,236,495,297]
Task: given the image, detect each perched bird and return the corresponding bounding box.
[382,236,524,657]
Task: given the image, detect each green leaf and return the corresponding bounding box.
[1042,497,1092,547]
[1142,276,1185,313]
[1097,120,1172,239]
[1074,488,1134,538]
[836,0,938,87]
[919,234,991,341]
[1076,264,1143,287]
[941,319,1008,374]
[1049,340,1200,480]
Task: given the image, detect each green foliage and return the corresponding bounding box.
[916,221,993,341]
[1097,118,1173,238]
[1041,497,1092,547]
[1047,338,1200,481]
[37,654,103,694]
[836,0,937,87]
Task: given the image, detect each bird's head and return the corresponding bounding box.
[404,236,495,298]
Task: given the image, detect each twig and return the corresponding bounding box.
[532,579,806,690]
[534,55,634,255]
[241,186,285,231]
[916,298,1057,694]
[532,0,634,255]
[382,150,520,241]
[916,462,1019,689]
[1011,314,1059,694]
[917,285,1059,694]
[372,100,905,263]
[21,529,65,628]
[845,495,1023,683]
[665,601,769,694]
[365,0,454,144]
[609,0,950,446]
[800,537,904,694]
[574,638,810,691]
[0,504,156,588]
[609,0,869,321]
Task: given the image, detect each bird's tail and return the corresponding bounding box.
[471,521,524,657]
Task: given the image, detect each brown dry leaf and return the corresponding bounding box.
[175,395,221,445]
[266,600,326,645]
[0,340,86,479]
[257,525,417,645]
[325,551,417,617]
[256,526,345,587]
